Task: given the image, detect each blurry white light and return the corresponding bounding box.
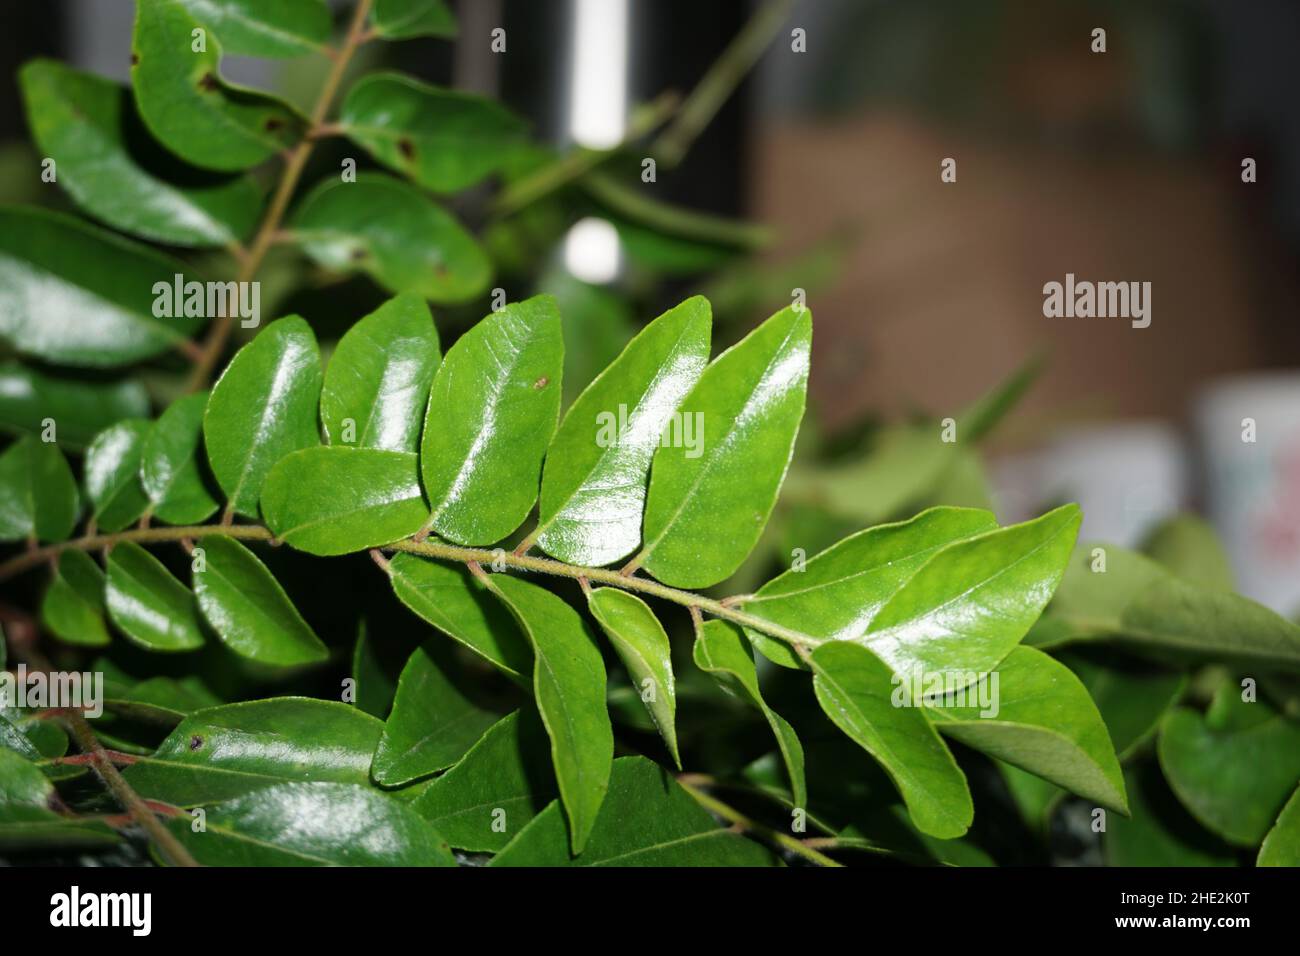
[567,0,629,148]
[564,218,622,284]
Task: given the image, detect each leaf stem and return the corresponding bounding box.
[64,709,200,868]
[185,0,375,392]
[0,522,818,652]
[676,778,841,867]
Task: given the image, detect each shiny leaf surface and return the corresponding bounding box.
[176,0,331,58]
[105,541,206,652]
[41,550,110,647]
[0,435,78,542]
[83,421,151,533]
[371,0,457,39]
[142,392,219,525]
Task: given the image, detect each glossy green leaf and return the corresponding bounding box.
[292,174,490,303]
[124,698,383,806]
[492,756,781,866]
[320,293,440,454]
[176,0,331,58]
[340,73,527,193]
[0,362,149,451]
[925,647,1127,813]
[262,447,426,554]
[192,535,327,666]
[0,207,203,367]
[0,435,78,542]
[1048,543,1300,668]
[371,0,457,39]
[636,305,811,588]
[1258,786,1300,866]
[131,0,305,171]
[20,60,261,246]
[204,315,322,518]
[351,621,398,718]
[693,620,805,808]
[372,643,500,786]
[742,507,999,669]
[41,550,110,647]
[861,504,1081,685]
[0,750,119,851]
[385,554,532,679]
[587,588,679,768]
[810,640,972,839]
[411,710,555,851]
[486,574,612,854]
[142,392,219,525]
[105,541,205,652]
[1157,694,1300,846]
[0,713,44,761]
[83,420,151,533]
[535,296,711,566]
[166,781,455,866]
[421,296,562,544]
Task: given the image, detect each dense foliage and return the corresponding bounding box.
[0,0,1297,868]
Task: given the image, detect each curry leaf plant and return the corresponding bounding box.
[1,0,1296,870]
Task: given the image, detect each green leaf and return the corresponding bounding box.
[1140,514,1235,591]
[105,541,206,652]
[292,174,490,303]
[0,207,204,367]
[741,507,999,668]
[1105,763,1234,867]
[955,355,1041,443]
[19,60,261,247]
[924,646,1127,813]
[131,0,305,171]
[1048,543,1300,668]
[0,750,119,851]
[142,392,220,525]
[0,713,44,761]
[204,315,322,518]
[82,420,150,532]
[320,293,440,454]
[123,698,383,806]
[339,73,528,193]
[485,574,613,854]
[1057,652,1186,760]
[385,554,532,679]
[810,640,972,839]
[192,534,328,666]
[693,620,806,808]
[411,710,555,851]
[175,0,331,58]
[41,550,110,648]
[262,447,427,555]
[535,296,711,566]
[492,756,781,866]
[0,435,79,542]
[587,588,680,768]
[635,305,810,588]
[371,0,457,39]
[0,362,149,451]
[372,643,500,786]
[1259,786,1300,866]
[862,504,1081,684]
[166,781,455,866]
[350,621,398,718]
[421,296,562,544]
[1157,694,1300,846]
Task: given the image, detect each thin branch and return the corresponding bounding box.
[185,0,375,392]
[676,778,841,867]
[64,710,200,868]
[0,522,818,653]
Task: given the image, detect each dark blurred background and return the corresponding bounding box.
[2,0,1298,609]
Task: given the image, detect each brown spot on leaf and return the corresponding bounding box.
[350,248,368,261]
[198,72,219,92]
[264,117,284,132]
[533,376,549,390]
[130,53,140,66]
[397,138,415,160]
[189,735,204,752]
